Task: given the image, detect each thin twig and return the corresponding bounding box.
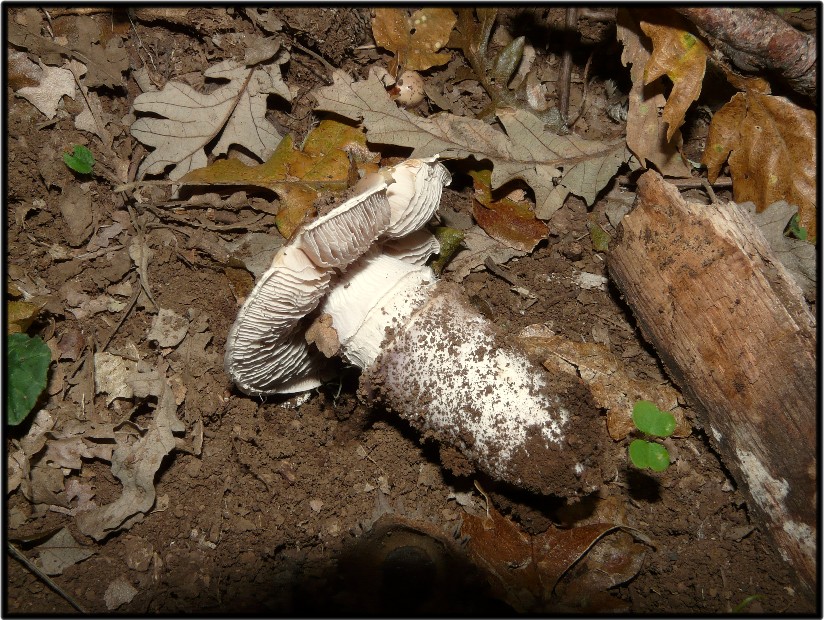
[617,175,733,189]
[569,47,596,128]
[128,12,158,73]
[100,274,141,351]
[578,8,617,22]
[557,7,579,124]
[8,543,88,613]
[289,40,337,83]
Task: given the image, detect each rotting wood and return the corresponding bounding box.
[609,170,816,605]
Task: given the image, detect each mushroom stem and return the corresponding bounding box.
[321,254,601,497]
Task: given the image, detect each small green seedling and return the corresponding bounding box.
[7,333,51,426]
[731,594,763,613]
[628,400,676,472]
[63,144,95,174]
[785,213,808,241]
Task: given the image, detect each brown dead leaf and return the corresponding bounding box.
[702,92,817,237]
[461,500,646,612]
[517,325,690,440]
[314,69,626,220]
[372,8,456,74]
[640,12,710,142]
[35,527,94,576]
[181,119,377,238]
[616,9,691,177]
[15,62,76,119]
[131,52,290,180]
[470,168,547,252]
[77,373,184,540]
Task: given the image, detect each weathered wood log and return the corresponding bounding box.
[609,171,816,605]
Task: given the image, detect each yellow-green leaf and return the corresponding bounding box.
[181,120,377,238]
[639,12,710,142]
[8,300,41,334]
[469,168,547,253]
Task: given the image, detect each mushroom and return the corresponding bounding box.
[225,158,601,497]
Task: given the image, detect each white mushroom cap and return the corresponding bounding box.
[224,158,450,395]
[320,252,437,370]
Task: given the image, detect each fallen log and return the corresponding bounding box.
[609,171,817,605]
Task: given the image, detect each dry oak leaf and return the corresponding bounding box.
[461,500,645,612]
[131,53,291,181]
[182,119,377,238]
[372,8,456,74]
[7,20,127,89]
[15,62,75,119]
[640,12,710,141]
[470,167,547,252]
[314,69,626,219]
[702,92,816,237]
[616,9,691,178]
[76,374,184,540]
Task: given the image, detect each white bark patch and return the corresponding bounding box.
[736,448,789,519]
[782,521,815,563]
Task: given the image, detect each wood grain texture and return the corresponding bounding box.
[609,170,816,603]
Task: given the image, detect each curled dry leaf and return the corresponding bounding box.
[147,308,190,348]
[639,11,710,142]
[744,201,816,297]
[702,92,817,237]
[616,9,691,177]
[131,52,291,180]
[460,500,646,612]
[77,373,185,540]
[181,119,378,238]
[372,8,456,74]
[445,225,526,281]
[314,69,626,220]
[7,19,128,89]
[469,168,547,252]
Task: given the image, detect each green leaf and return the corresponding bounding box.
[62,145,95,174]
[785,213,808,241]
[8,333,51,426]
[732,594,763,613]
[629,439,670,472]
[431,226,465,275]
[632,400,677,437]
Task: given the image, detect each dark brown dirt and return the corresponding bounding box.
[5,6,813,615]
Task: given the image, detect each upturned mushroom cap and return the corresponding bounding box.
[224,158,450,395]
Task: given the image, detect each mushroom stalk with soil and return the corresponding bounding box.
[225,158,601,497]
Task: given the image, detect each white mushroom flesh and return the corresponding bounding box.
[320,252,436,369]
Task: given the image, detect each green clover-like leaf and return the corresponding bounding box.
[8,333,51,426]
[63,145,95,174]
[632,400,677,437]
[629,439,670,472]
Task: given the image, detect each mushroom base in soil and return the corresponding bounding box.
[225,158,603,497]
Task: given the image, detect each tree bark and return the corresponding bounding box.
[609,171,817,605]
[675,7,817,100]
